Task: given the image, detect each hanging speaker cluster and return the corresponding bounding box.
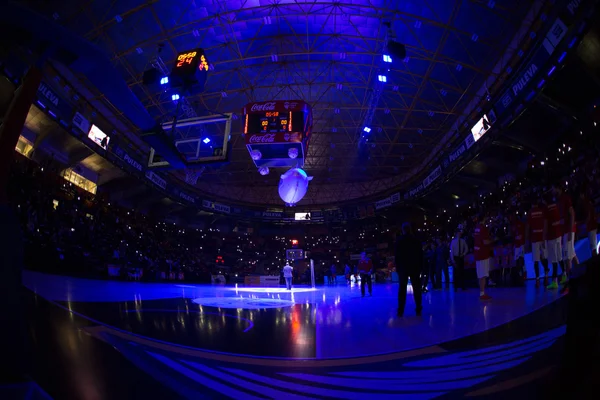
[387,40,406,60]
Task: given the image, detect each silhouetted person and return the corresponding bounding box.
[358,252,373,296]
[450,229,468,290]
[395,223,423,317]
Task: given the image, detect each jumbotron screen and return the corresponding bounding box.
[245,111,305,134]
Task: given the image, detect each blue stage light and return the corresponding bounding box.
[378,75,387,83]
[171,93,180,101]
[202,137,211,144]
[383,54,392,63]
[547,66,556,76]
[160,76,169,85]
[363,127,371,133]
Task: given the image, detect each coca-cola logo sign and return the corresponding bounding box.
[250,102,277,112]
[249,133,276,143]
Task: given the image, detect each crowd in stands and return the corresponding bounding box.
[7,121,599,288]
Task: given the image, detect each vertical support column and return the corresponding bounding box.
[310,259,315,289]
[0,66,42,382]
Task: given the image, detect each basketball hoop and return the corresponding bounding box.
[184,167,204,185]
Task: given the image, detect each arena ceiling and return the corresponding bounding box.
[21,0,540,207]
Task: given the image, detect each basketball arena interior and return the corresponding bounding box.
[1,0,600,399]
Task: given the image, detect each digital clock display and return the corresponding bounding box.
[176,51,197,67]
[246,111,306,134]
[171,49,209,80]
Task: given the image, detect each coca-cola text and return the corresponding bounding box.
[250,102,276,112]
[249,133,276,143]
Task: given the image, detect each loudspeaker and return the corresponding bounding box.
[142,68,161,85]
[388,40,406,60]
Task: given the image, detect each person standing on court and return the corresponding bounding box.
[450,229,468,290]
[395,222,423,317]
[474,215,493,300]
[283,262,293,290]
[357,252,373,296]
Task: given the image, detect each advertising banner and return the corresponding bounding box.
[245,131,303,145]
[243,100,308,114]
[72,112,91,134]
[178,190,196,204]
[113,144,144,173]
[36,82,72,122]
[202,200,231,214]
[145,171,167,190]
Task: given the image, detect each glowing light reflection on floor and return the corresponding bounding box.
[192,297,296,309]
[231,287,318,293]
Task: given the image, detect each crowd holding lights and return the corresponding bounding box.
[6,117,600,284]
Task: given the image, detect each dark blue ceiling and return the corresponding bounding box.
[21,0,534,205]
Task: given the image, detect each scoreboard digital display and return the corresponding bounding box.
[245,111,305,134]
[170,48,209,86]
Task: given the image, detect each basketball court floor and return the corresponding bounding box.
[20,270,570,399]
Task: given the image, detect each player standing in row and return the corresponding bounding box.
[555,183,576,287]
[474,214,492,301]
[528,196,550,287]
[546,189,566,289]
[579,187,598,257]
[512,213,526,282]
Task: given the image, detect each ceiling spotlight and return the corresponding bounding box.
[383,54,392,63]
[378,75,387,83]
[288,148,298,159]
[258,166,269,176]
[202,138,211,144]
[250,149,262,161]
[171,93,180,101]
[160,76,169,85]
[363,127,371,133]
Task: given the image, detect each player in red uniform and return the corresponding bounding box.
[554,183,576,285]
[528,197,549,287]
[546,191,565,289]
[579,189,598,256]
[474,214,493,300]
[512,214,526,282]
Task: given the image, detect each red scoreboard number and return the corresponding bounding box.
[171,49,209,84]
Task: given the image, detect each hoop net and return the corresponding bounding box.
[184,167,204,185]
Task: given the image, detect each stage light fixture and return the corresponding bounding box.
[383,54,392,63]
[378,75,387,82]
[250,149,262,160]
[258,166,269,176]
[363,127,371,133]
[202,137,211,144]
[160,76,169,85]
[171,93,180,101]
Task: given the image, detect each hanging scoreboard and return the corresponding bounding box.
[286,248,305,260]
[170,48,209,89]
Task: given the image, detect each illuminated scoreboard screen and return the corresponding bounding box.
[170,48,209,88]
[246,111,305,134]
[286,249,305,260]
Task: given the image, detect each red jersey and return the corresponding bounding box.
[528,206,546,243]
[474,223,491,261]
[559,193,576,234]
[358,259,372,273]
[512,219,526,247]
[546,202,562,240]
